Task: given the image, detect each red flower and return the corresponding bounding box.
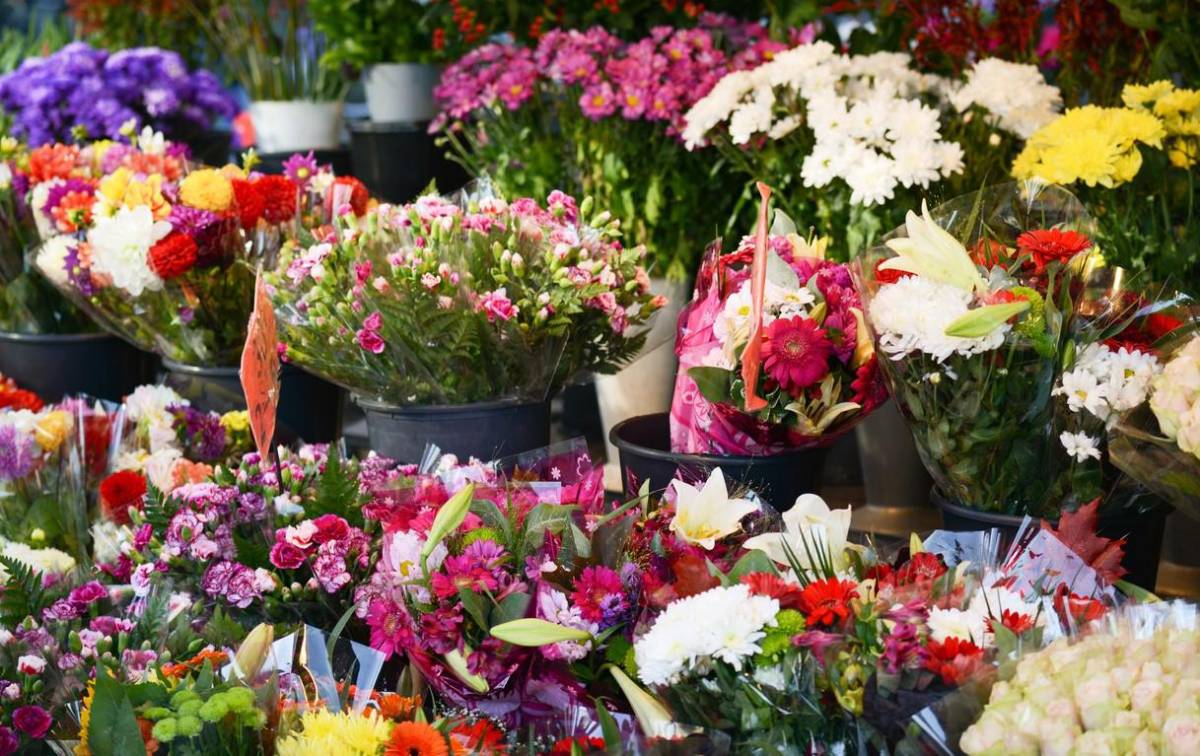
[256,175,299,224]
[1053,584,1108,625]
[874,257,913,284]
[0,385,43,412]
[894,552,948,586]
[99,470,147,526]
[311,514,350,544]
[1147,312,1184,341]
[332,176,370,216]
[988,609,1036,635]
[669,552,720,599]
[924,637,984,685]
[761,316,833,393]
[1016,228,1092,273]
[971,238,1011,268]
[741,572,805,610]
[449,719,506,754]
[269,541,307,570]
[550,737,606,755]
[231,178,266,229]
[148,233,198,280]
[797,577,858,628]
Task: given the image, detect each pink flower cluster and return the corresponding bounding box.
[432,17,781,135]
[269,513,373,593]
[200,561,275,609]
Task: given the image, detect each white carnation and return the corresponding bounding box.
[34,234,75,287]
[868,277,1008,362]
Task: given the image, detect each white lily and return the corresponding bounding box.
[880,201,988,293]
[669,468,758,550]
[743,494,856,573]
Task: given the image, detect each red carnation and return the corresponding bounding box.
[797,577,858,628]
[924,637,984,685]
[231,178,266,229]
[332,175,370,216]
[0,387,43,412]
[148,233,198,280]
[874,257,913,285]
[311,513,350,544]
[1016,228,1093,273]
[741,572,805,610]
[255,175,299,224]
[99,470,147,525]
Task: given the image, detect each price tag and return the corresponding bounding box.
[241,269,280,460]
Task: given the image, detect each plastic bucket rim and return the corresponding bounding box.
[0,330,121,345]
[353,394,550,416]
[609,412,826,468]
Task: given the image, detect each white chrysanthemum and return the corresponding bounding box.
[125,384,186,423]
[869,277,1008,363]
[844,150,899,206]
[87,204,170,296]
[949,59,1062,139]
[1054,343,1161,425]
[1061,431,1102,462]
[30,179,59,240]
[634,585,779,687]
[927,606,987,644]
[34,234,75,287]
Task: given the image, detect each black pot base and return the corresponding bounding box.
[355,397,551,464]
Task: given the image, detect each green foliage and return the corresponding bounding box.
[310,0,436,69]
[202,606,247,648]
[0,555,46,625]
[87,670,147,756]
[309,447,359,521]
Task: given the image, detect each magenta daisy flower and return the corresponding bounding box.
[761,316,833,393]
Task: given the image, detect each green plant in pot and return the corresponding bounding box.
[311,0,442,124]
[193,0,349,154]
[267,186,661,463]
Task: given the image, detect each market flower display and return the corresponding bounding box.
[0,42,236,148]
[270,189,660,405]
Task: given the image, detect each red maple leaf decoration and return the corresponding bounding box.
[1040,499,1127,584]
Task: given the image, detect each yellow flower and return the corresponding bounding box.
[1122,80,1175,108]
[98,167,133,208]
[220,164,247,180]
[221,410,249,433]
[180,168,234,212]
[1170,139,1199,169]
[75,679,95,756]
[1012,105,1165,187]
[34,410,71,452]
[275,710,392,756]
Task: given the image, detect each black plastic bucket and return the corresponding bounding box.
[355,396,551,464]
[609,413,828,512]
[349,121,468,203]
[0,331,158,402]
[932,490,1168,591]
[161,360,344,444]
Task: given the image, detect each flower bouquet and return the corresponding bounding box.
[682,44,1061,257]
[432,17,781,278]
[270,188,660,406]
[0,42,236,157]
[30,135,356,368]
[1012,80,1200,294]
[670,187,886,456]
[852,182,1104,517]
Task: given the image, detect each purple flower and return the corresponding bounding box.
[167,205,230,266]
[0,426,37,481]
[419,606,465,654]
[64,243,97,297]
[170,405,227,462]
[283,151,321,189]
[42,599,82,622]
[68,581,108,609]
[0,725,17,753]
[201,561,273,609]
[11,705,51,739]
[90,615,134,635]
[120,648,158,681]
[579,82,617,120]
[881,621,926,674]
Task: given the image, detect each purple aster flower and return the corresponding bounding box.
[64,243,97,297]
[282,151,320,189]
[0,425,37,480]
[167,204,231,267]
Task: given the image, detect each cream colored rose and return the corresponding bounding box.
[1163,712,1200,756]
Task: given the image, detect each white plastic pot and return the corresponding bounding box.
[596,276,691,491]
[249,100,343,153]
[363,63,440,124]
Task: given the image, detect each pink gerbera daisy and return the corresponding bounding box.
[761,316,832,393]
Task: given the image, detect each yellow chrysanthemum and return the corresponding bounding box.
[1169,139,1199,168]
[1012,105,1165,187]
[1122,80,1175,108]
[221,410,249,433]
[35,410,71,452]
[180,168,234,212]
[275,710,392,756]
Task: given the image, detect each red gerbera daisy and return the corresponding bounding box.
[797,577,858,628]
[761,316,832,394]
[148,233,199,280]
[924,637,984,685]
[1016,228,1092,273]
[741,572,805,610]
[98,470,147,525]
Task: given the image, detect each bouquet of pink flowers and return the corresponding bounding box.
[670,187,886,455]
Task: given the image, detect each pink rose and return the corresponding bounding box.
[270,541,307,570]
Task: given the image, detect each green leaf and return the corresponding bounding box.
[944,301,1031,338]
[490,618,592,646]
[458,587,490,631]
[0,555,45,625]
[521,503,575,553]
[311,447,359,520]
[594,697,624,756]
[725,550,778,582]
[493,591,532,626]
[88,670,145,756]
[687,365,733,404]
[423,484,475,561]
